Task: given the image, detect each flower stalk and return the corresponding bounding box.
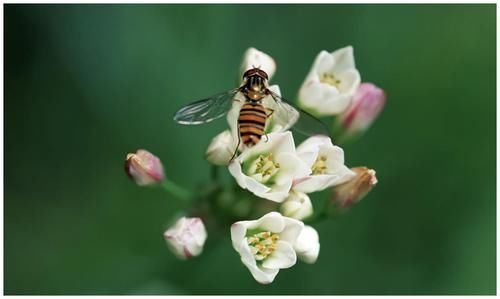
[160,179,193,201]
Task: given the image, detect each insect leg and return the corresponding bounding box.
[263,106,274,143]
[230,126,241,163]
[267,90,279,103]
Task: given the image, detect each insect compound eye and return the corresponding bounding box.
[257,69,269,80]
[243,69,253,79]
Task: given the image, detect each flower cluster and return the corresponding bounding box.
[124,47,385,284]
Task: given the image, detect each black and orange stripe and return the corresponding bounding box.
[238,102,267,146]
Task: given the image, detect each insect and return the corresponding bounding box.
[174,67,329,160]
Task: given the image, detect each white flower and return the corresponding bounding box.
[230,212,303,284]
[125,149,165,186]
[294,225,320,264]
[293,136,355,193]
[280,191,313,220]
[240,47,276,81]
[228,131,310,202]
[205,130,238,166]
[298,46,361,116]
[163,217,207,260]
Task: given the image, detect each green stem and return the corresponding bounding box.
[211,165,219,182]
[159,180,193,201]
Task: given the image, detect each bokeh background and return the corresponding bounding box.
[5,4,496,295]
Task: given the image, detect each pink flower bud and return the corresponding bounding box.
[164,217,207,260]
[125,149,165,186]
[337,83,386,136]
[332,167,377,208]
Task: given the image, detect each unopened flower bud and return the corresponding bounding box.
[280,191,313,220]
[125,149,165,186]
[205,130,237,166]
[164,217,207,260]
[332,167,377,208]
[294,225,320,264]
[240,47,276,80]
[336,83,386,137]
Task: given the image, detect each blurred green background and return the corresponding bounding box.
[5,4,495,295]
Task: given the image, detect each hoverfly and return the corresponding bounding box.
[174,67,329,160]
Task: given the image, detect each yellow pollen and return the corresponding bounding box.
[320,73,342,89]
[312,155,328,175]
[251,153,280,183]
[247,231,280,260]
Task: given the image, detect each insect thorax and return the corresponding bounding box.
[242,74,268,101]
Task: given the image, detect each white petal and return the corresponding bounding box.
[244,175,272,195]
[279,216,304,244]
[255,182,291,203]
[228,159,249,189]
[296,149,318,169]
[275,152,311,185]
[296,136,331,167]
[237,238,257,265]
[261,240,297,269]
[293,174,346,193]
[248,264,279,285]
[240,47,277,80]
[322,144,345,164]
[338,68,361,95]
[251,211,285,233]
[322,92,353,114]
[237,238,280,284]
[312,50,335,75]
[294,225,320,264]
[331,46,356,73]
[231,221,251,250]
[297,135,332,153]
[300,82,350,115]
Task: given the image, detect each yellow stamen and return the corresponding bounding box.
[250,153,280,183]
[312,155,328,175]
[320,73,342,89]
[247,231,280,261]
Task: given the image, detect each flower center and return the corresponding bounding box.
[312,155,328,175]
[248,153,280,184]
[320,73,342,89]
[247,231,279,261]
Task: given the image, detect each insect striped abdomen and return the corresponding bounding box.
[238,102,267,146]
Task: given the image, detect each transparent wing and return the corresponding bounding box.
[267,89,330,137]
[173,89,239,125]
